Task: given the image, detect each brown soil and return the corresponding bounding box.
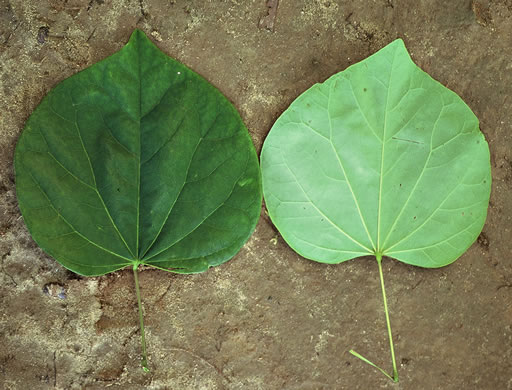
[1,0,512,389]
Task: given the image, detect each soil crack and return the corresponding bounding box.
[154,280,173,306]
[139,0,148,19]
[1,250,17,287]
[166,347,231,384]
[497,283,512,291]
[53,351,57,388]
[259,0,279,31]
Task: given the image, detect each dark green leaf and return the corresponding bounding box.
[15,29,261,276]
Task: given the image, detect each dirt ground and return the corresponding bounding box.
[1,0,512,389]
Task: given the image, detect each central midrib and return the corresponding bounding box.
[135,34,142,260]
[377,48,397,254]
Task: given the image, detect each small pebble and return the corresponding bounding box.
[43,283,66,299]
[37,26,50,44]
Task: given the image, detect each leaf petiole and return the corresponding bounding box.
[133,263,150,372]
[350,254,398,382]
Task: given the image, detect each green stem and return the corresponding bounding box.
[133,264,149,372]
[349,254,398,382]
[377,254,398,382]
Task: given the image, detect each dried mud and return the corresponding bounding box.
[1,0,512,389]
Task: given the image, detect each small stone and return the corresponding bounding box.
[37,26,50,44]
[150,30,162,42]
[42,283,66,299]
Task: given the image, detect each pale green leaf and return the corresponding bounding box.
[261,39,491,268]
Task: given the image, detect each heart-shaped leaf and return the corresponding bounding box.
[15,29,261,276]
[262,39,490,267]
[15,29,261,370]
[261,39,491,381]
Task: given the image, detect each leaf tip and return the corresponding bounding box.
[129,28,150,46]
[391,37,406,47]
[386,37,408,56]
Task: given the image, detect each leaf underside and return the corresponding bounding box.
[15,29,261,276]
[261,39,491,268]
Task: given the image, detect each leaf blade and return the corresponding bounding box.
[261,39,491,267]
[15,29,262,276]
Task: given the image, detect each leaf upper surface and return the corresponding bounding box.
[261,39,491,268]
[15,29,261,276]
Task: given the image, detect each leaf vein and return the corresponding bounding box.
[73,113,136,258]
[377,44,398,252]
[384,169,473,253]
[140,112,225,259]
[327,79,377,251]
[25,169,133,262]
[142,149,250,262]
[281,149,373,253]
[381,102,447,249]
[386,217,480,255]
[346,77,383,143]
[288,231,370,255]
